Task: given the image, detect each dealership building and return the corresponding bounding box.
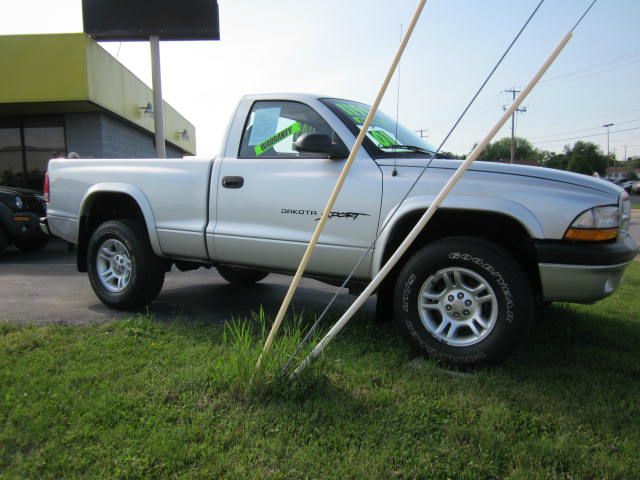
[0,33,196,191]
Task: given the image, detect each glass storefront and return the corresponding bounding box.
[0,117,66,191]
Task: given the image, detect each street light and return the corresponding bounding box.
[603,123,614,175]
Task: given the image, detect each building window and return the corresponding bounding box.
[0,117,66,191]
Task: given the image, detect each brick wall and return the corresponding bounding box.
[65,112,184,159]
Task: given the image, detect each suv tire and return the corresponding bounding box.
[15,237,49,252]
[0,226,9,255]
[87,220,166,310]
[394,237,533,366]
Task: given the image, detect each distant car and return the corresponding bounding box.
[620,181,634,194]
[632,181,640,195]
[0,186,49,255]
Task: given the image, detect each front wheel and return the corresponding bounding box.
[87,220,166,310]
[394,237,533,366]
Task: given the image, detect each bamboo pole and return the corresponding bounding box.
[292,31,574,378]
[256,0,429,369]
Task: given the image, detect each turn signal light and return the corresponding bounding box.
[565,228,618,242]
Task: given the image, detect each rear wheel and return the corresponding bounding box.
[87,220,166,310]
[394,237,533,366]
[217,265,269,286]
[14,237,49,252]
[0,226,9,255]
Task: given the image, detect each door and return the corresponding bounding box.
[213,99,382,280]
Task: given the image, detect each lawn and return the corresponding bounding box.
[1,263,639,479]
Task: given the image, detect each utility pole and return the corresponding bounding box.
[603,123,613,174]
[415,129,428,139]
[150,36,166,158]
[503,88,527,164]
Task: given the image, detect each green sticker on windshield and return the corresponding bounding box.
[254,122,302,156]
[370,130,396,147]
[336,102,369,124]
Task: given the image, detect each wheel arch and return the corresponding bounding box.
[373,201,543,300]
[77,184,162,272]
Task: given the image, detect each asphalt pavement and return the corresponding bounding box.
[0,240,375,326]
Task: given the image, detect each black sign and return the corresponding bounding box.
[82,0,220,41]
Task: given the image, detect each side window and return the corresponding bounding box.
[239,101,341,158]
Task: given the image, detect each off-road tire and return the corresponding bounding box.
[87,220,165,310]
[217,265,269,286]
[14,237,49,252]
[394,237,533,366]
[0,226,9,255]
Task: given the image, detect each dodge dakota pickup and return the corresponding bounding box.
[43,93,638,365]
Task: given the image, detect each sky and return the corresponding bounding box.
[1,0,639,159]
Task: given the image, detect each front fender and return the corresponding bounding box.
[79,183,162,256]
[371,194,544,276]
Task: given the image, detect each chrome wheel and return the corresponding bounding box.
[418,267,498,347]
[96,239,132,293]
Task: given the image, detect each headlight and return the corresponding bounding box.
[15,196,23,210]
[565,205,619,241]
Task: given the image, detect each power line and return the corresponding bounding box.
[541,49,640,84]
[540,56,640,88]
[529,116,640,140]
[532,125,640,145]
[524,105,640,132]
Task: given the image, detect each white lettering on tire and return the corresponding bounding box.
[449,252,514,323]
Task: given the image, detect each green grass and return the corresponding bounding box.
[1,263,639,479]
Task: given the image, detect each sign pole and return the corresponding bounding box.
[256,0,428,369]
[150,35,166,158]
[292,31,574,378]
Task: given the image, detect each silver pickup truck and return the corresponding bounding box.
[44,93,637,365]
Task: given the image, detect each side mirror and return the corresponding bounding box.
[294,133,349,159]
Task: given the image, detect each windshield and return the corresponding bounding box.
[321,98,436,157]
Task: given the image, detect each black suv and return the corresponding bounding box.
[0,186,49,255]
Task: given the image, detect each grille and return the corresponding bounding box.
[23,197,46,216]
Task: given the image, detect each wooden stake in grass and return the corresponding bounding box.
[292,31,575,378]
[256,0,429,369]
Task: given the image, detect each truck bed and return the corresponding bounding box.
[47,157,215,259]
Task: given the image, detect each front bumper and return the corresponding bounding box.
[40,216,52,236]
[4,211,48,240]
[535,233,638,303]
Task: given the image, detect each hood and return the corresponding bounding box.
[0,185,42,198]
[380,158,623,196]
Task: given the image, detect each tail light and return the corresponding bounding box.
[44,171,50,203]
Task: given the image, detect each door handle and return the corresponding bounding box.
[222,176,244,189]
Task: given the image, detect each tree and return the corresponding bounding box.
[564,141,608,176]
[439,151,464,159]
[541,150,569,171]
[477,137,540,164]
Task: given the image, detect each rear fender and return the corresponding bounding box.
[79,183,162,256]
